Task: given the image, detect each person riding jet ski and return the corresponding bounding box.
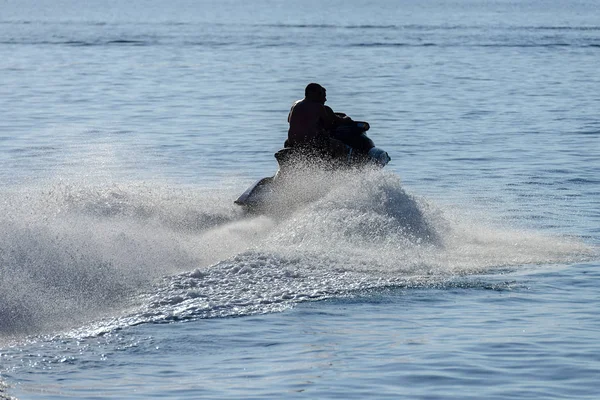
[234,84,390,210]
[284,83,390,167]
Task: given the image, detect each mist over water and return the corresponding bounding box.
[0,180,240,337]
[0,168,592,340]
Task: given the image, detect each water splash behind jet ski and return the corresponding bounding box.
[235,117,391,213]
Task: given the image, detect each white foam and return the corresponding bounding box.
[0,181,264,337]
[0,170,595,339]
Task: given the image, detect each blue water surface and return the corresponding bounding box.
[1,0,599,399]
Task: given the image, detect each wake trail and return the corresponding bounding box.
[0,171,595,339]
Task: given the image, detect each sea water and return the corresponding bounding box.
[1,0,599,398]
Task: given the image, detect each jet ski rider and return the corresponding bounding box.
[285,83,349,160]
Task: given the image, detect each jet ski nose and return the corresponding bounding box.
[367,147,391,167]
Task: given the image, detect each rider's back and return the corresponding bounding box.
[286,98,329,147]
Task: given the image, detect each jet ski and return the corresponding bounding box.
[235,117,391,212]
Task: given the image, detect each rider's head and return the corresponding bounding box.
[305,83,326,104]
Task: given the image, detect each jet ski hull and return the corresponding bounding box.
[235,120,390,212]
[234,176,275,209]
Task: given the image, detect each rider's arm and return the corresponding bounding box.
[321,105,348,130]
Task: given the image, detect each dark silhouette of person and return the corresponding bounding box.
[286,83,348,158]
